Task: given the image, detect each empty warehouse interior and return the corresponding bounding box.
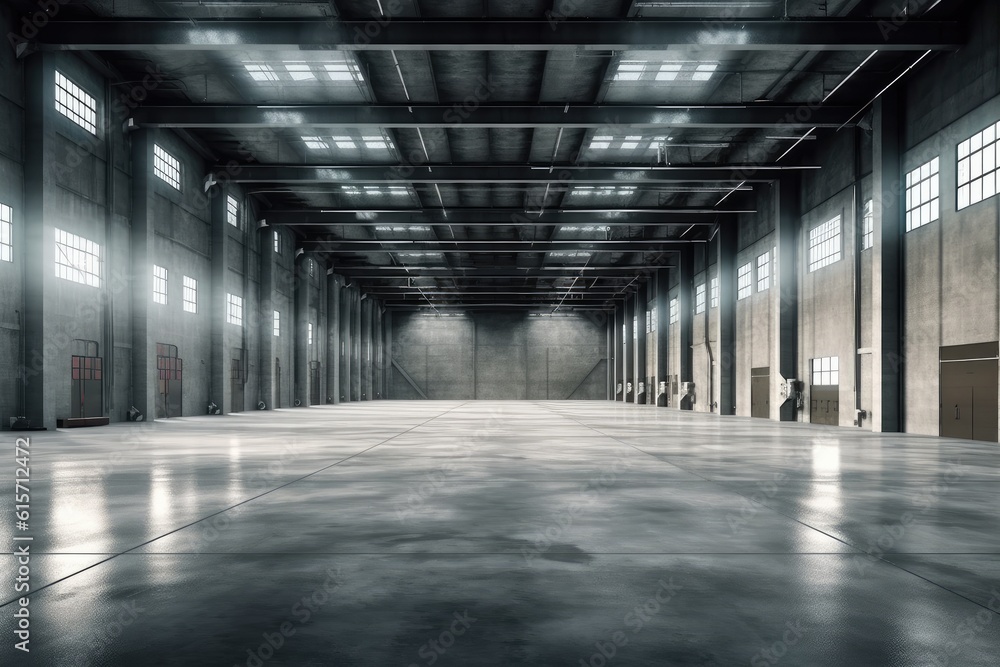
[2,0,1000,664]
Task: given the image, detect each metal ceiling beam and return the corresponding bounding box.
[263,208,747,226]
[219,164,813,184]
[333,268,667,278]
[304,241,692,252]
[17,20,962,55]
[131,104,857,129]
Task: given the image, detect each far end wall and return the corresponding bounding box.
[389,312,607,400]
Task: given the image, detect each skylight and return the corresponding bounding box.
[244,64,279,82]
[284,63,316,81]
[613,60,720,83]
[243,59,364,84]
[302,136,329,150]
[376,225,432,233]
[570,186,637,196]
[587,136,663,152]
[344,185,411,197]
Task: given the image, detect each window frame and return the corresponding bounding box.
[808,215,843,272]
[152,265,168,305]
[182,275,198,313]
[0,203,12,263]
[905,157,940,232]
[226,293,243,326]
[54,228,102,288]
[54,70,98,135]
[756,251,771,293]
[153,144,182,190]
[695,283,706,314]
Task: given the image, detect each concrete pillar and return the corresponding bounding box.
[678,247,694,408]
[774,175,800,422]
[339,282,352,402]
[326,273,341,404]
[655,269,670,406]
[129,129,158,421]
[21,55,49,427]
[623,297,635,402]
[259,226,276,409]
[351,288,361,401]
[872,92,904,432]
[361,296,373,400]
[634,284,647,403]
[718,223,738,415]
[614,305,625,400]
[293,257,309,406]
[384,309,393,399]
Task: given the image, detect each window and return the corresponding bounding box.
[710,277,719,309]
[645,310,651,334]
[811,357,840,386]
[669,298,678,324]
[183,276,197,313]
[586,135,668,153]
[244,64,279,82]
[649,306,656,332]
[695,283,706,314]
[273,230,281,254]
[756,251,771,292]
[0,203,11,262]
[633,316,638,339]
[905,157,940,232]
[862,200,874,251]
[227,195,240,228]
[153,144,181,190]
[308,259,315,277]
[809,216,842,272]
[737,262,752,300]
[55,228,101,287]
[55,71,97,134]
[308,323,314,345]
[958,122,1000,210]
[226,293,243,326]
[152,265,168,304]
[273,310,280,337]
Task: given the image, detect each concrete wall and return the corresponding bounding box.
[0,3,25,427]
[0,37,383,429]
[389,312,607,400]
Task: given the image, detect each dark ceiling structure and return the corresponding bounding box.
[14,0,964,311]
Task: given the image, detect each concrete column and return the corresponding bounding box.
[872,92,904,432]
[129,129,158,421]
[718,223,738,415]
[339,283,352,402]
[774,175,800,422]
[384,309,393,400]
[634,284,647,403]
[326,273,341,404]
[258,226,276,409]
[293,257,309,406]
[361,296,373,400]
[678,247,694,408]
[655,269,670,406]
[623,297,635,402]
[351,288,361,401]
[22,55,49,427]
[614,305,625,400]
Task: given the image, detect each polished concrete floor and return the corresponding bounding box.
[2,401,999,666]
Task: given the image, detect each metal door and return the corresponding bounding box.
[810,386,840,426]
[231,350,245,413]
[156,343,183,418]
[71,354,103,419]
[940,386,974,440]
[751,367,770,419]
[310,361,322,405]
[275,357,282,409]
